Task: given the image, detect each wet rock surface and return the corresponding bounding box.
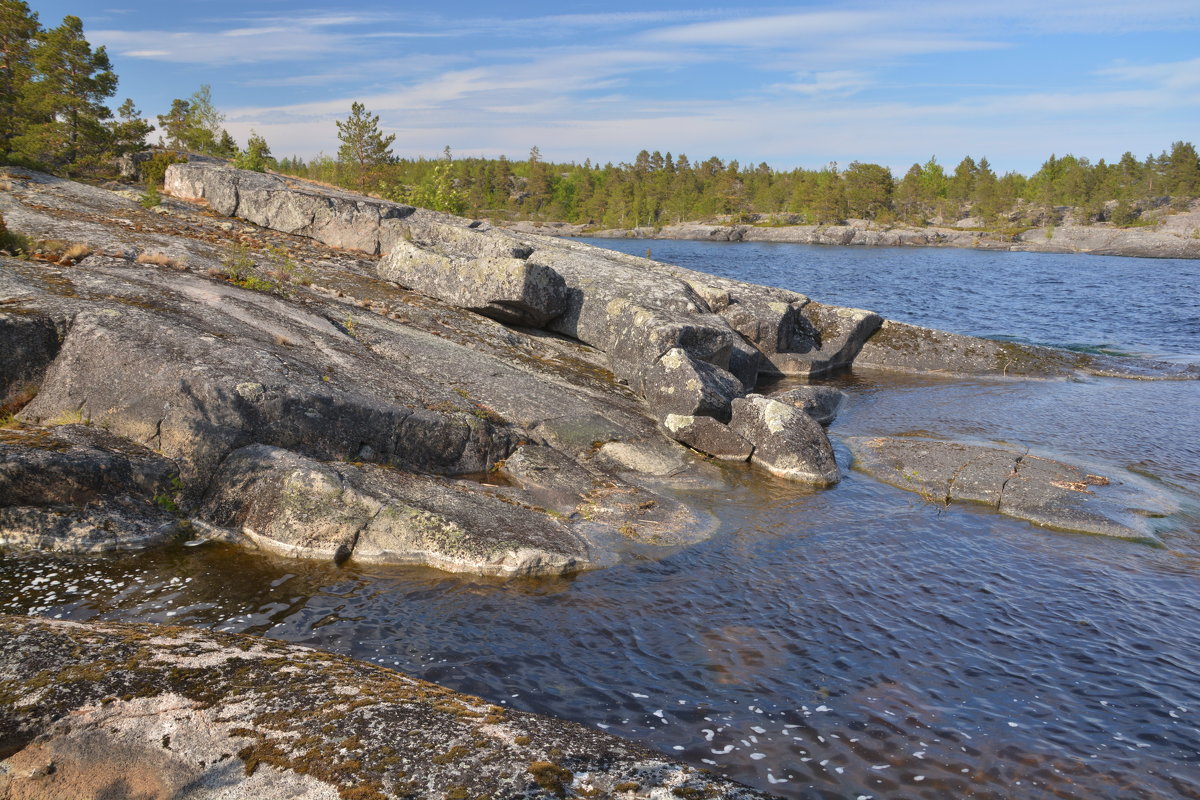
[846,436,1172,539]
[0,615,777,800]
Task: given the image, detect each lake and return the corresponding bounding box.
[3,240,1199,799]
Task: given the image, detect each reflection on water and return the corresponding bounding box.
[4,242,1200,799]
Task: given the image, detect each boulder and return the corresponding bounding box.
[165,163,417,255]
[0,615,779,800]
[0,423,182,552]
[846,436,1171,539]
[767,301,882,377]
[642,347,742,421]
[768,385,848,425]
[662,414,754,461]
[728,395,840,484]
[378,240,567,327]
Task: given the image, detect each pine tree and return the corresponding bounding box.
[336,102,395,191]
[11,15,116,173]
[107,98,153,156]
[0,0,40,158]
[232,130,273,172]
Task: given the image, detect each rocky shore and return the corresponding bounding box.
[504,210,1200,260]
[1,161,1194,797]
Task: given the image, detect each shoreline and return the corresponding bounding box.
[501,214,1200,260]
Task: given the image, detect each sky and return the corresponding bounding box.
[30,1,1200,174]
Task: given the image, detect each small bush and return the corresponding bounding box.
[141,151,188,188]
[139,183,161,208]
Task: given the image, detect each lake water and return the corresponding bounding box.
[4,241,1200,799]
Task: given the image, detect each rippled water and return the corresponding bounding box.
[4,242,1200,799]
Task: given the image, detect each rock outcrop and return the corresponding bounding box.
[164,162,866,475]
[0,615,776,800]
[3,161,1192,574]
[0,167,727,573]
[846,436,1173,539]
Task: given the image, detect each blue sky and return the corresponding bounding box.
[33,1,1200,173]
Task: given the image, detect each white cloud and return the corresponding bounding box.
[771,70,873,96]
[1096,57,1200,90]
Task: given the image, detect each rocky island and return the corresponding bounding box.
[1,161,1194,797]
[504,209,1200,260]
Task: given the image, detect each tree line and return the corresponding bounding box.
[281,131,1200,229]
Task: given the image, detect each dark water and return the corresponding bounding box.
[5,242,1200,799]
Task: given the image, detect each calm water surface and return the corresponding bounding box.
[4,242,1200,799]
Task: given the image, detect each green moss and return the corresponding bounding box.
[528,761,573,798]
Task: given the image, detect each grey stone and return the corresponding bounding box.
[0,313,60,412]
[729,395,840,484]
[855,320,1199,381]
[662,414,754,461]
[643,347,742,421]
[202,444,591,576]
[0,615,780,800]
[767,385,848,425]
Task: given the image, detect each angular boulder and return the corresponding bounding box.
[643,347,742,421]
[729,395,840,484]
[378,240,568,327]
[200,444,591,576]
[846,436,1171,539]
[662,414,754,461]
[768,385,848,425]
[0,423,182,552]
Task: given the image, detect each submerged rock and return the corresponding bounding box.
[0,615,778,800]
[846,436,1171,539]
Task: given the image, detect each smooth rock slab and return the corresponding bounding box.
[201,444,591,576]
[0,615,778,800]
[729,395,840,485]
[856,320,1199,381]
[846,436,1171,539]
